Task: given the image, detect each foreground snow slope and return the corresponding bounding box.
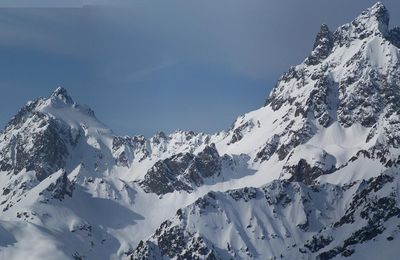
[132,170,400,259]
[1,2,400,259]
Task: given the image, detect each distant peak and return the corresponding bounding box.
[52,86,69,97]
[50,86,74,105]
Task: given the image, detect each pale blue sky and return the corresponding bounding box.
[1,1,399,136]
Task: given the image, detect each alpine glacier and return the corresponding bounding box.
[1,2,400,260]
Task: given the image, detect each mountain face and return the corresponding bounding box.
[132,171,400,260]
[1,2,400,260]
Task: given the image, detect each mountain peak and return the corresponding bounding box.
[50,86,74,105]
[266,2,400,130]
[351,2,389,35]
[369,2,388,17]
[365,2,389,26]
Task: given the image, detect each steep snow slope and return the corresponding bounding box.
[1,2,400,259]
[132,170,400,259]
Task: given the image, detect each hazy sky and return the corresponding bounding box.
[1,0,400,136]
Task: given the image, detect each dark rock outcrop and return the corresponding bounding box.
[139,144,223,195]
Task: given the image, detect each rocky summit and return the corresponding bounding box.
[1,2,400,259]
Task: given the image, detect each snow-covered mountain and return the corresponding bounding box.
[1,2,400,259]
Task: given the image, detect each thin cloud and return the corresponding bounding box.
[125,60,178,80]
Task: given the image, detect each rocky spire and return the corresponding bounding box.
[51,86,74,105]
[306,24,334,65]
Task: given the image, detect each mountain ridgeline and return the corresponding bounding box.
[1,2,400,260]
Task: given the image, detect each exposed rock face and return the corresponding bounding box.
[39,170,74,200]
[112,135,149,167]
[286,159,329,185]
[228,120,255,145]
[138,144,224,195]
[131,221,219,260]
[312,174,400,259]
[254,134,280,163]
[0,99,71,181]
